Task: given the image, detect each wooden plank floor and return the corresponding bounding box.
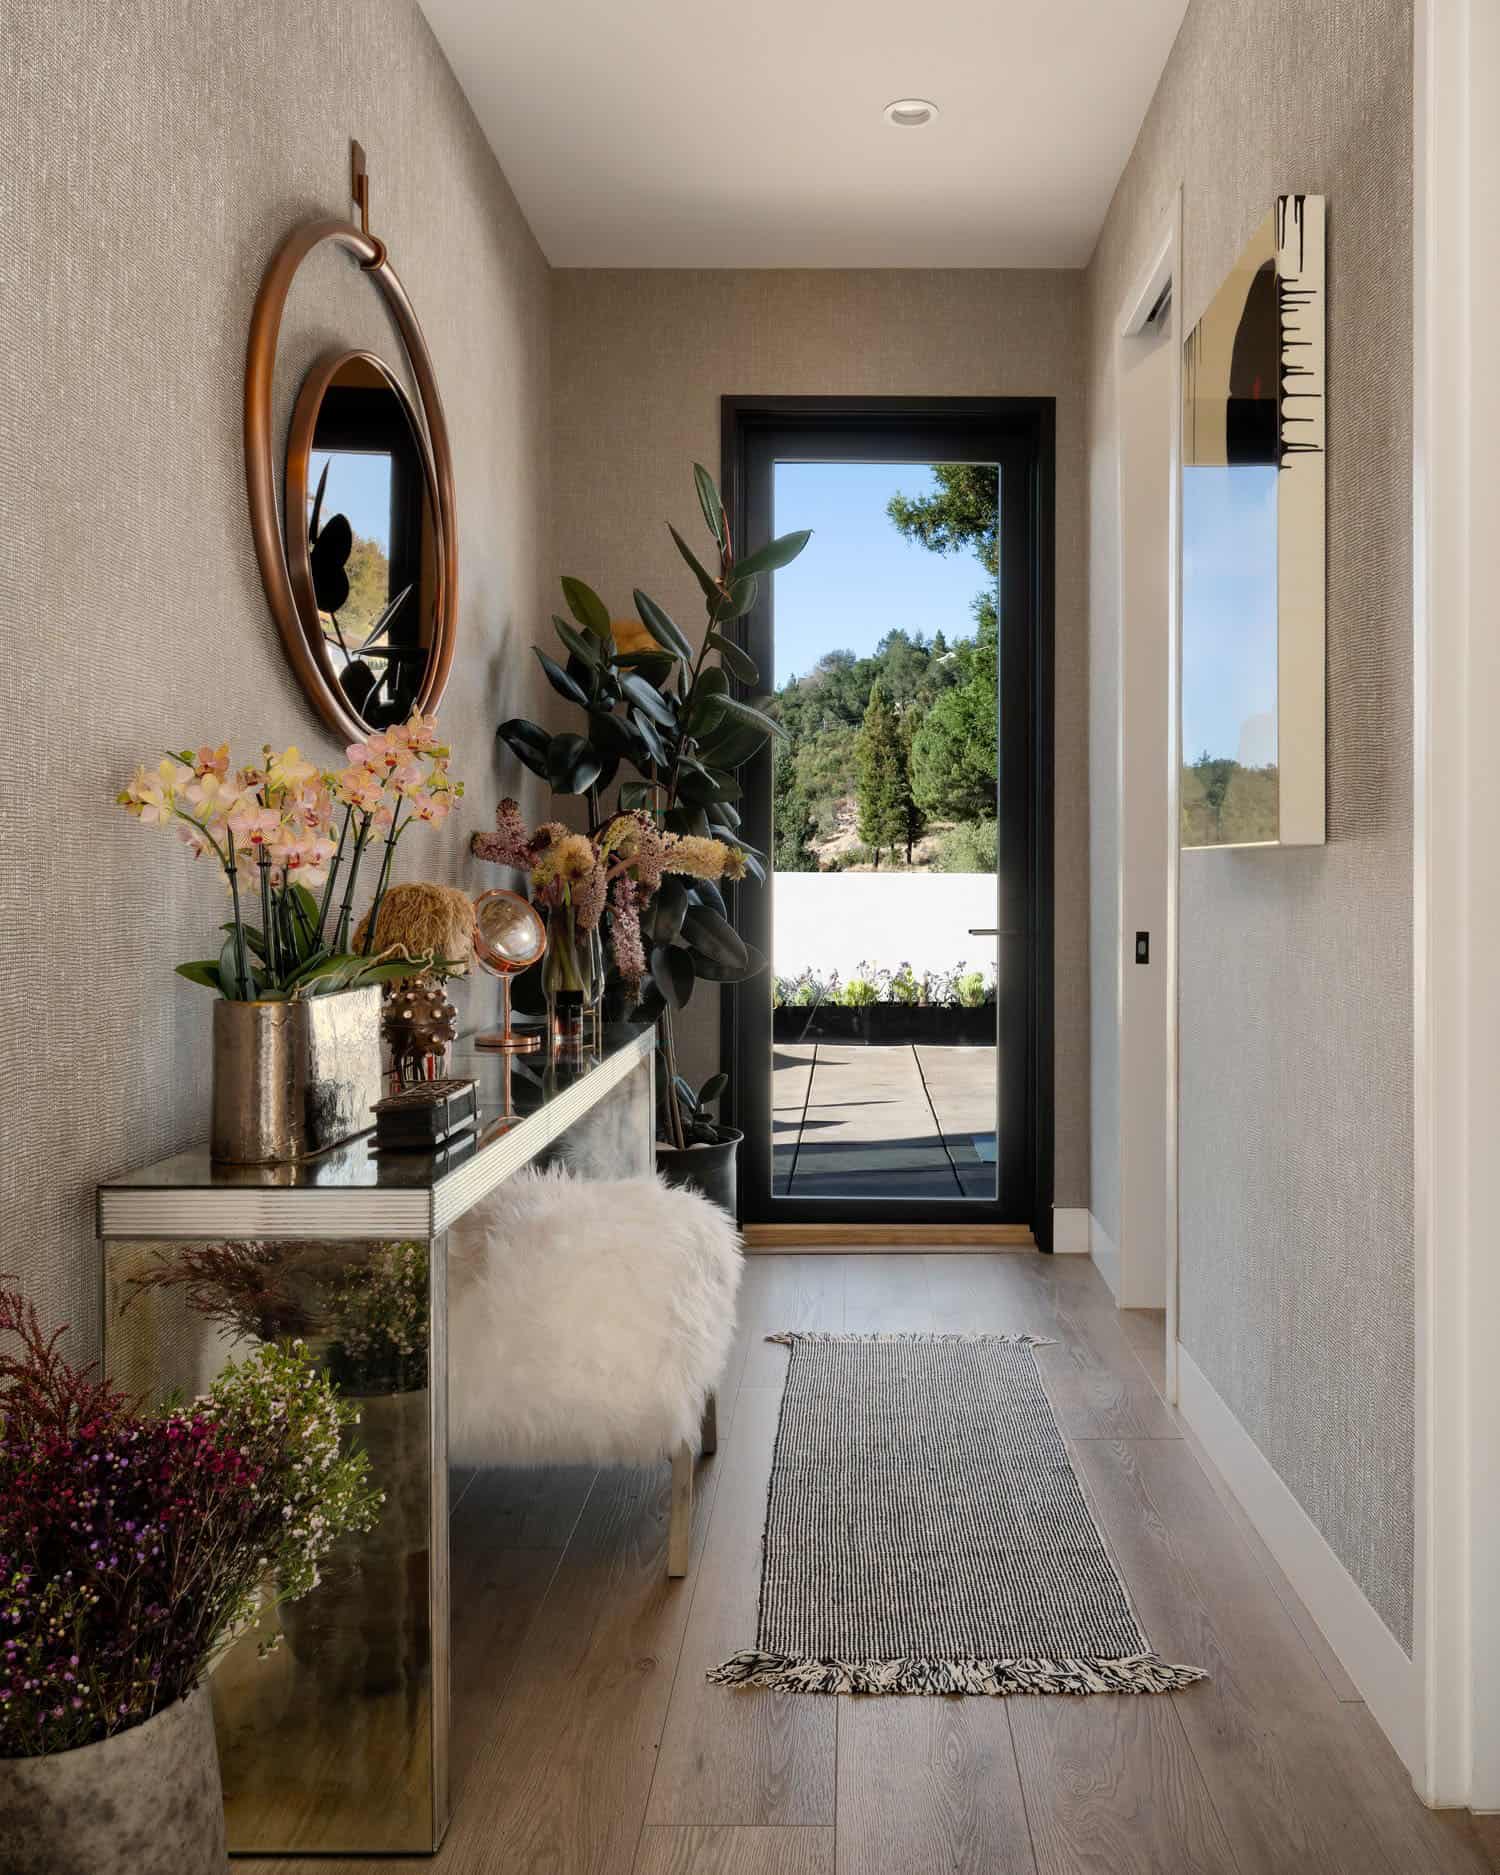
[240,1252,1497,1875]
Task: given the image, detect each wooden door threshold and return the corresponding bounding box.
[740,1223,1036,1251]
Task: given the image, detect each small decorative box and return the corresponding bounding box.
[371,1077,478,1152]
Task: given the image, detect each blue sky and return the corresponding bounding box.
[770,459,1278,769]
[1182,465,1279,766]
[772,462,993,682]
[310,448,392,551]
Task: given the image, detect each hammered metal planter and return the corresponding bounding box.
[211,986,382,1164]
[0,1688,225,1875]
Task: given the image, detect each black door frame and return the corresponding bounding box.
[718,396,1056,1250]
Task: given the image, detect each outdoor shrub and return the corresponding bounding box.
[888,965,922,1005]
[840,977,880,1007]
[775,961,1000,1010]
[935,817,998,874]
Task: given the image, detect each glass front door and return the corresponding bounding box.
[725,402,1049,1234]
[768,459,1001,1201]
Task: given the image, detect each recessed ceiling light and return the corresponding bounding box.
[884,98,939,128]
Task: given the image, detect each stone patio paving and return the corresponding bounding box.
[772,1042,997,1199]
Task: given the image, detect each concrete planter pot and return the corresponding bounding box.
[657,1127,742,1217]
[773,1002,996,1047]
[0,1687,225,1874]
[211,986,382,1164]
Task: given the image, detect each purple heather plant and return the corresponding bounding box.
[0,1286,379,1758]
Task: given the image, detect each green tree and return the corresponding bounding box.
[886,465,1000,577]
[898,705,927,863]
[856,685,909,868]
[339,535,391,643]
[773,744,817,872]
[1181,754,1278,846]
[909,607,998,822]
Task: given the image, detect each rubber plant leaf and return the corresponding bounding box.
[560,576,613,639]
[732,529,812,582]
[693,463,726,545]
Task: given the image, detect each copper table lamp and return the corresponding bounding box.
[472,888,545,1052]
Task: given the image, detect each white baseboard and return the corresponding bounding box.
[1051,1207,1090,1253]
[1177,1346,1422,1780]
[1088,1211,1121,1298]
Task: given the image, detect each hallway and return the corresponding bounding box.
[244,1252,1496,1875]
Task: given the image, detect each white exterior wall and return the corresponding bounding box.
[772,872,999,982]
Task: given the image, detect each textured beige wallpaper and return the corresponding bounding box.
[0,0,553,1356]
[1085,0,1415,1646]
[551,269,1090,1207]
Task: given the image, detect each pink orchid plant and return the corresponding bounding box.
[118,712,463,1000]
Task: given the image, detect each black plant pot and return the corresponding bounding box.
[657,1127,743,1217]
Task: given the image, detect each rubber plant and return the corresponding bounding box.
[495,464,810,1149]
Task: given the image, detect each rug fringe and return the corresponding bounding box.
[765,1330,1056,1348]
[706,1651,1207,1696]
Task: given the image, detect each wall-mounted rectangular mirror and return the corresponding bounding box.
[1181,194,1325,849]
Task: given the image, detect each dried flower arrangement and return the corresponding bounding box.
[126,1240,331,1345]
[117,712,462,1001]
[0,1285,379,1758]
[127,1239,429,1397]
[475,804,743,996]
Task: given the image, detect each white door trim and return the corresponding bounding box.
[1413,0,1500,1810]
[1113,191,1182,1395]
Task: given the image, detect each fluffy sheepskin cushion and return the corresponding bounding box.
[447,1165,742,1468]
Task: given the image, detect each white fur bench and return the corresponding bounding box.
[447,1165,742,1575]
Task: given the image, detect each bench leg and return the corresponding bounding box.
[668,1439,693,1578]
[700,1390,719,1457]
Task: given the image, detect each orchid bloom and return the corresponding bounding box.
[117,758,193,825]
[346,728,411,774]
[332,764,385,816]
[270,828,337,882]
[182,771,240,821]
[175,819,221,862]
[266,746,319,795]
[402,711,442,754]
[227,803,282,850]
[388,758,427,799]
[193,743,231,780]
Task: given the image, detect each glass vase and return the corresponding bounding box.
[543,901,599,1059]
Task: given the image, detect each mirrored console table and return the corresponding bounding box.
[98,1024,654,1857]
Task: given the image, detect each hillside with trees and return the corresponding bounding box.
[1180,754,1279,845]
[769,465,999,874]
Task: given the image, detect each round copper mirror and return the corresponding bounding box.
[472,889,546,1053]
[245,189,457,743]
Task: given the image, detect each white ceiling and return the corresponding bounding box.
[418,0,1189,269]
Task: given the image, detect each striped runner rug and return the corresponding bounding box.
[708,1332,1207,1696]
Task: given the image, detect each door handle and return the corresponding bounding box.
[968,927,1021,937]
